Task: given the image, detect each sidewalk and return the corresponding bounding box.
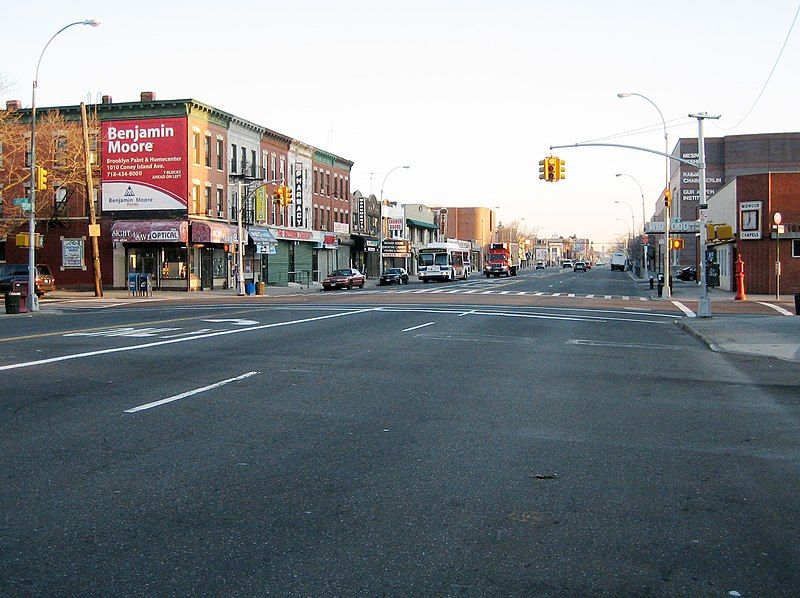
[635,273,800,362]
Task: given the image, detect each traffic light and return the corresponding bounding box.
[706,223,717,241]
[284,186,293,205]
[273,186,282,205]
[538,158,549,181]
[670,238,684,250]
[34,165,48,191]
[664,189,671,207]
[554,157,566,181]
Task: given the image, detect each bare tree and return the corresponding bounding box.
[1,107,100,239]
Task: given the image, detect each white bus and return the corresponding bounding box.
[418,242,470,282]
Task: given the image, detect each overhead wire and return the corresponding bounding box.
[713,1,800,132]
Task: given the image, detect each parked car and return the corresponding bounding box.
[322,268,366,290]
[573,261,587,272]
[0,263,56,296]
[676,266,697,281]
[379,267,409,285]
[535,261,546,269]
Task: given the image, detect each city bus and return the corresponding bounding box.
[417,242,470,282]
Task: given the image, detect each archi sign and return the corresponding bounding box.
[101,117,188,212]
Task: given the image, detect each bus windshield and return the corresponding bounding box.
[419,252,448,266]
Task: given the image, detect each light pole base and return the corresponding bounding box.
[697,297,712,318]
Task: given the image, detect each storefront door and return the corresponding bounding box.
[201,248,213,289]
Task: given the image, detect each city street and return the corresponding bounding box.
[2,270,799,595]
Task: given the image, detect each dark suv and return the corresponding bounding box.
[0,264,56,296]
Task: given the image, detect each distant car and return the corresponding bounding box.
[322,268,366,290]
[379,267,409,285]
[535,261,546,269]
[561,260,573,269]
[0,263,56,296]
[573,261,587,272]
[676,266,697,281]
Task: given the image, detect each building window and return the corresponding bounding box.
[216,139,224,170]
[205,186,212,215]
[240,146,247,173]
[793,239,800,257]
[204,136,212,167]
[251,149,257,177]
[192,184,200,214]
[193,132,200,164]
[54,136,68,167]
[271,155,276,180]
[231,144,238,173]
[279,157,285,182]
[216,187,223,216]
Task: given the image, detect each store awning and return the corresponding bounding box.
[111,220,188,243]
[248,226,277,244]
[406,218,438,230]
[191,221,239,244]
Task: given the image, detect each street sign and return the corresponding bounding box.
[644,220,702,234]
[12,198,31,211]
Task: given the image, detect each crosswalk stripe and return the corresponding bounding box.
[367,287,648,302]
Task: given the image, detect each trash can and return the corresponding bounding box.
[794,293,800,316]
[245,282,256,296]
[256,281,266,295]
[4,292,22,315]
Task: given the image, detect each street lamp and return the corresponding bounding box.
[28,19,100,311]
[616,173,649,280]
[617,91,670,297]
[378,165,410,275]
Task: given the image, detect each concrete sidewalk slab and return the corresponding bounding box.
[678,316,800,362]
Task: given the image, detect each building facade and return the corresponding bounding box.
[1,93,353,290]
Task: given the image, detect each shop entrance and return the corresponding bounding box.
[201,249,213,289]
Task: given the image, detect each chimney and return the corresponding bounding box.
[140,91,156,102]
[101,95,113,104]
[5,100,21,111]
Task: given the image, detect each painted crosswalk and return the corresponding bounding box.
[359,287,649,301]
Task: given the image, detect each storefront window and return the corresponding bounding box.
[161,247,187,279]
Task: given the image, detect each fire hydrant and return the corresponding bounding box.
[734,255,747,301]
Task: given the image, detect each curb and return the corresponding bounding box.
[675,320,720,353]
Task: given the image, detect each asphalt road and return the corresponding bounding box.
[2,270,799,596]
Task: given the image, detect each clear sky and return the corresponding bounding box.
[3,0,799,247]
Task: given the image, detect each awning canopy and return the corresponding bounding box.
[111,220,188,243]
[191,221,239,244]
[248,227,277,244]
[406,218,438,230]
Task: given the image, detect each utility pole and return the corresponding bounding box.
[690,112,720,318]
[80,102,102,297]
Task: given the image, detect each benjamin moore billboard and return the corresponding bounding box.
[101,117,188,211]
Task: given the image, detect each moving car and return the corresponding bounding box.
[0,263,56,296]
[573,261,587,272]
[379,267,409,285]
[322,268,366,291]
[610,251,628,272]
[535,261,546,269]
[676,266,697,281]
[561,260,573,269]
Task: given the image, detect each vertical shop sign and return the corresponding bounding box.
[61,238,85,269]
[255,187,267,222]
[358,195,365,231]
[294,162,304,226]
[101,117,188,211]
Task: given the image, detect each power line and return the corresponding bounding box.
[579,116,694,145]
[713,1,800,132]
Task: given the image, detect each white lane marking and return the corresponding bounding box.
[516,292,527,296]
[534,292,544,296]
[125,371,259,413]
[672,300,696,317]
[457,310,476,318]
[568,339,684,350]
[64,327,181,338]
[552,293,562,297]
[499,291,510,295]
[757,301,793,316]
[203,318,260,325]
[0,308,375,372]
[402,321,436,332]
[463,290,479,294]
[604,295,613,299]
[585,294,594,298]
[622,296,630,300]
[567,293,575,298]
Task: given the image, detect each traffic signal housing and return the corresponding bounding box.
[538,158,550,181]
[273,186,283,205]
[34,165,48,191]
[670,238,684,250]
[664,189,672,207]
[284,186,293,205]
[554,157,566,181]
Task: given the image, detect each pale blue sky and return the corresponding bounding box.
[3,0,799,245]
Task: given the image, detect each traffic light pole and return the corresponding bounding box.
[552,114,717,316]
